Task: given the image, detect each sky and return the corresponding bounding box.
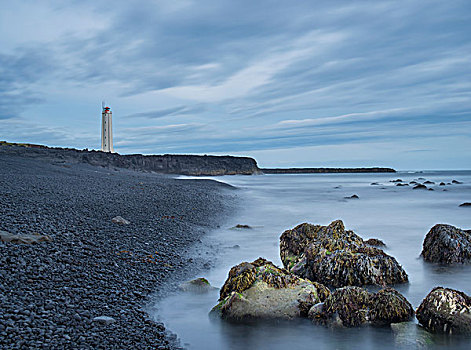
[0,0,470,170]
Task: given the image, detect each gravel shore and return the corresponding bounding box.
[0,155,235,349]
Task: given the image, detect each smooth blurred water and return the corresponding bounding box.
[152,171,471,349]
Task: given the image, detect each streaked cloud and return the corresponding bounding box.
[0,0,470,169]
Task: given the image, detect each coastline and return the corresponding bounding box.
[0,154,236,349]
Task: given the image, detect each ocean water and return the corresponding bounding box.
[151,171,471,350]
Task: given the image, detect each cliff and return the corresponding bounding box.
[0,142,259,176]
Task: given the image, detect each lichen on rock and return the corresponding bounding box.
[280,220,408,287]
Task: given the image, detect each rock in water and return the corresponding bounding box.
[112,216,130,225]
[421,224,471,264]
[280,220,408,287]
[178,278,215,293]
[309,286,413,327]
[232,224,252,229]
[0,230,51,244]
[413,184,428,190]
[210,258,330,320]
[416,287,471,335]
[459,202,471,207]
[368,288,414,326]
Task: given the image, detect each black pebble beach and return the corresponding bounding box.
[0,153,234,349]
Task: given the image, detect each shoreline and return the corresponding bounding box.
[0,154,236,349]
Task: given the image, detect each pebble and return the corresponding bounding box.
[0,152,232,349]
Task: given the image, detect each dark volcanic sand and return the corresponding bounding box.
[0,154,235,349]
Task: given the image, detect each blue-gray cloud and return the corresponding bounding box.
[0,0,470,168]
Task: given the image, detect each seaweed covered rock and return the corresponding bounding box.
[369,288,414,326]
[309,286,413,328]
[416,287,471,335]
[421,224,471,264]
[280,220,408,287]
[211,258,330,320]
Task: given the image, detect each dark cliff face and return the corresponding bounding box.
[0,143,260,176]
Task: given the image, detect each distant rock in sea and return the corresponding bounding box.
[459,202,471,207]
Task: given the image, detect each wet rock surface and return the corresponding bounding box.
[421,224,471,264]
[416,287,471,335]
[280,220,408,287]
[309,286,413,327]
[0,155,233,349]
[211,258,330,320]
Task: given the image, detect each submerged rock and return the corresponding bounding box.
[413,184,427,190]
[211,258,330,320]
[179,278,215,293]
[416,287,471,335]
[391,322,435,349]
[390,179,403,183]
[0,230,51,244]
[424,181,435,184]
[421,224,471,264]
[280,220,408,287]
[396,183,409,186]
[459,202,471,207]
[452,180,463,184]
[365,238,386,247]
[309,286,413,327]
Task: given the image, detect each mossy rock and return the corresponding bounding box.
[213,258,330,320]
[179,277,215,293]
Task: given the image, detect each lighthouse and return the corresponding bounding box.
[101,104,114,153]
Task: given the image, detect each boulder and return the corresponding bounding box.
[439,182,446,186]
[112,216,130,225]
[280,220,408,287]
[232,224,252,229]
[0,230,51,244]
[413,184,427,190]
[421,224,471,264]
[309,286,413,327]
[364,238,386,247]
[178,278,215,293]
[416,287,471,335]
[211,258,330,320]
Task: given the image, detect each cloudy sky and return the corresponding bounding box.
[1,0,470,169]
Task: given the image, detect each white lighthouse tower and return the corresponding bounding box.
[101,103,114,153]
